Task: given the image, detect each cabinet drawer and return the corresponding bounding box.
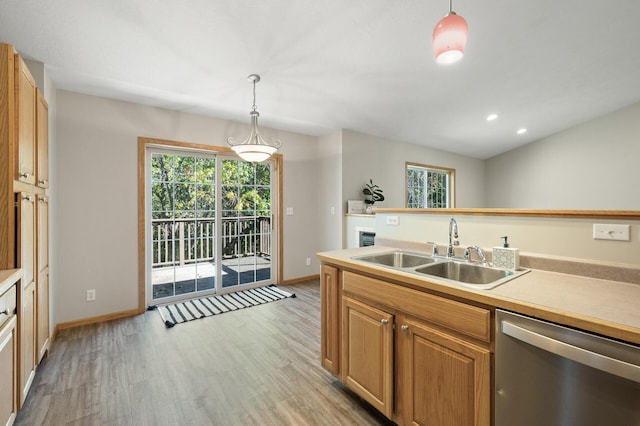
[0,284,17,329]
[343,271,491,343]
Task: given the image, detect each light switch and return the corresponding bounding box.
[286,207,294,215]
[593,224,630,241]
[386,216,399,225]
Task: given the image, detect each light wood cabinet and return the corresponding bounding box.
[18,280,36,407]
[1,43,51,415]
[0,276,18,426]
[15,55,36,186]
[397,315,490,426]
[17,192,36,294]
[330,268,492,426]
[17,191,37,408]
[0,44,17,270]
[0,315,18,426]
[36,195,49,362]
[36,91,48,189]
[320,264,340,375]
[341,296,394,418]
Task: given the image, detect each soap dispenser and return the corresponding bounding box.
[492,236,519,271]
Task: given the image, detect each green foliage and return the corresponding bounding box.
[363,179,385,205]
[151,153,272,218]
[407,167,448,208]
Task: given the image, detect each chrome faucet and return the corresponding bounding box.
[447,218,459,257]
[464,245,488,265]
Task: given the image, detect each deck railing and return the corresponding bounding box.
[152,216,271,267]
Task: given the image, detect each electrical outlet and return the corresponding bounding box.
[306,257,311,266]
[386,215,399,225]
[593,224,630,241]
[86,289,96,302]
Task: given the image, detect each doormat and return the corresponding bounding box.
[154,285,295,328]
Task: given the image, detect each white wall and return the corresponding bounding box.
[375,212,640,266]
[55,90,318,324]
[486,101,640,209]
[341,129,486,209]
[317,131,343,252]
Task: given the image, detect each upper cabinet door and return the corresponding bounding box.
[36,90,48,189]
[15,55,36,185]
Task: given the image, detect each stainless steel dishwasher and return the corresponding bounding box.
[496,309,640,426]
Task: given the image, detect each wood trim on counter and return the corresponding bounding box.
[373,208,640,220]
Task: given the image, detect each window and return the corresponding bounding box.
[406,162,455,208]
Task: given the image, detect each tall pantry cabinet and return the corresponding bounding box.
[0,42,50,414]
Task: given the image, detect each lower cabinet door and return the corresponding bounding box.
[0,316,17,426]
[36,269,49,363]
[341,296,394,418]
[19,281,36,407]
[320,264,340,375]
[398,317,490,426]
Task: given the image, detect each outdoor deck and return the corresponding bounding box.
[151,216,273,301]
[152,255,272,299]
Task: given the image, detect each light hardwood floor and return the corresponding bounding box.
[15,280,394,425]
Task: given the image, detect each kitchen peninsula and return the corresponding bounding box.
[319,208,640,426]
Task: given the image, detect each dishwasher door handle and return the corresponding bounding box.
[502,320,640,384]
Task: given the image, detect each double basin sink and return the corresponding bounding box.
[352,250,529,290]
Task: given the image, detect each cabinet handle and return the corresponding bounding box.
[20,172,29,179]
[39,197,47,203]
[39,180,47,185]
[0,308,8,315]
[380,319,389,325]
[401,325,409,331]
[22,195,33,202]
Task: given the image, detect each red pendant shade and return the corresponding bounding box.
[433,12,468,64]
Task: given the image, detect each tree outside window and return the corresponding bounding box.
[406,162,455,208]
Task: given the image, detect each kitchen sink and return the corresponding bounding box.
[352,250,529,290]
[415,261,529,289]
[416,261,509,284]
[354,251,438,268]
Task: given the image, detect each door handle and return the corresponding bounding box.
[502,320,640,384]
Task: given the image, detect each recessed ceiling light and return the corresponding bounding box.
[486,114,498,121]
[517,128,527,135]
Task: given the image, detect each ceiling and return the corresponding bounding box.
[1,0,640,159]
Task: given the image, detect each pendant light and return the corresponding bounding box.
[432,0,468,64]
[227,74,282,162]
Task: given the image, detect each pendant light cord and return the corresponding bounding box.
[252,80,258,112]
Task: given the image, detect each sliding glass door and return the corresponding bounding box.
[146,148,276,305]
[220,158,274,289]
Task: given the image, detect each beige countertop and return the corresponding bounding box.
[0,268,22,295]
[317,245,640,346]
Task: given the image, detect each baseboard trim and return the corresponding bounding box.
[56,308,141,331]
[280,274,319,285]
[52,278,318,335]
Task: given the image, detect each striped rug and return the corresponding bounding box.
[156,285,295,328]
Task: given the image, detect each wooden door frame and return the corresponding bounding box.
[136,136,283,312]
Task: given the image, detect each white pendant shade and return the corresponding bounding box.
[227,74,282,162]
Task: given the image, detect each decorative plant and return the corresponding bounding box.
[363,179,385,205]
